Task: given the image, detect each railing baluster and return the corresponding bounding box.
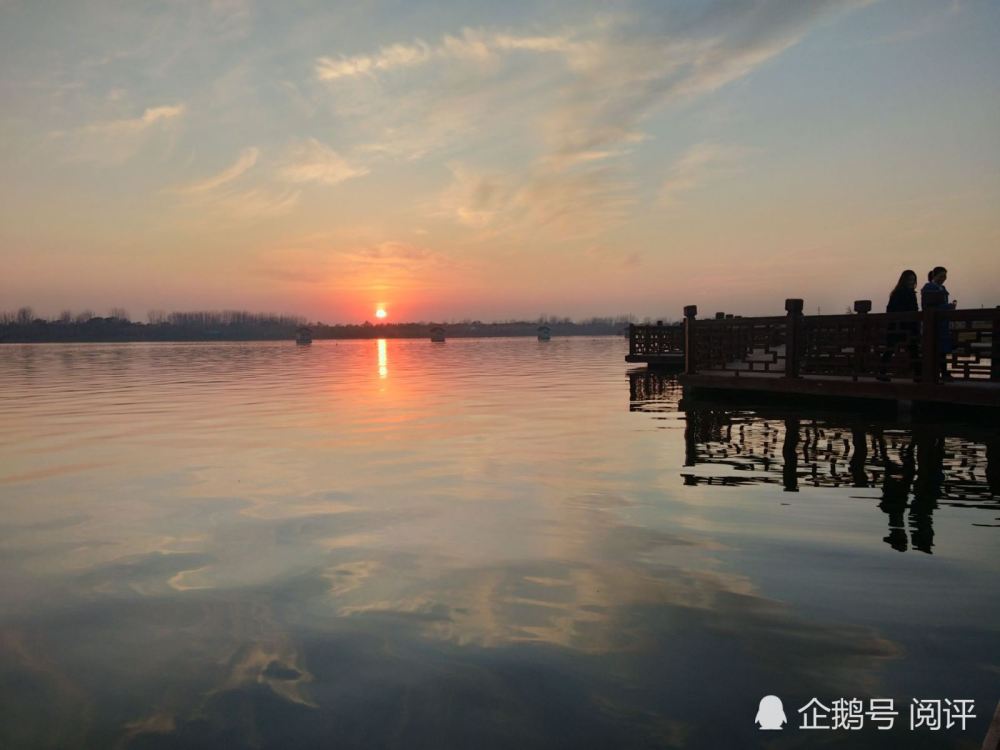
[853,300,871,381]
[921,304,940,385]
[785,299,803,379]
[684,305,698,375]
[993,308,1000,382]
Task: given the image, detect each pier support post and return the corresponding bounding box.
[920,297,942,385]
[683,305,698,375]
[784,299,804,379]
[853,300,872,380]
[992,308,999,382]
[897,399,913,422]
[782,417,800,492]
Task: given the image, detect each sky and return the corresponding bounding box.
[1,0,998,323]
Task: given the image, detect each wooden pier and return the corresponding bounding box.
[631,300,1000,409]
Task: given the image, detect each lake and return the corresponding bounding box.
[1,338,997,749]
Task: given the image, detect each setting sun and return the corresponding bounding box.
[375,308,387,319]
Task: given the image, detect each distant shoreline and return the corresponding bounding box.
[0,332,629,344]
[0,320,637,344]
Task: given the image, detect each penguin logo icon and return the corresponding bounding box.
[755,695,787,730]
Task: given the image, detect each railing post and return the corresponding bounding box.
[628,323,636,357]
[993,308,1000,382]
[785,298,803,378]
[853,300,871,380]
[683,305,698,375]
[921,303,940,385]
[714,312,725,320]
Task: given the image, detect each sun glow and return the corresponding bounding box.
[375,307,387,319]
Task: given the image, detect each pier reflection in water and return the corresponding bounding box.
[628,368,1000,555]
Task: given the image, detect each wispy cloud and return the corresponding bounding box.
[180,147,259,193]
[171,146,299,220]
[315,29,578,81]
[318,1,867,169]
[316,0,865,238]
[279,139,368,186]
[253,234,455,290]
[438,159,633,240]
[659,143,751,206]
[212,187,300,219]
[81,104,186,136]
[354,241,433,262]
[172,138,366,223]
[539,0,872,165]
[439,164,515,229]
[870,0,962,44]
[49,103,186,163]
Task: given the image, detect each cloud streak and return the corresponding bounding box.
[315,29,579,81]
[253,234,457,292]
[279,139,368,186]
[439,160,634,241]
[659,143,751,206]
[312,0,867,240]
[171,147,299,220]
[82,104,186,135]
[180,147,259,193]
[49,103,186,163]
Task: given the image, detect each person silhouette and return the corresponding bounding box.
[878,435,915,552]
[755,695,787,730]
[910,428,943,553]
[920,266,956,381]
[877,269,919,381]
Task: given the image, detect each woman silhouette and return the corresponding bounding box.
[877,269,919,381]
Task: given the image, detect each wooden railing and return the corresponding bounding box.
[943,308,999,381]
[628,322,684,358]
[682,301,999,385]
[689,312,789,375]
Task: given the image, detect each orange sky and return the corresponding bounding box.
[2,0,998,322]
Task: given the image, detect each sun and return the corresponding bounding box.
[375,307,387,319]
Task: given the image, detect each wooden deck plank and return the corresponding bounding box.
[625,353,684,367]
[679,372,1000,408]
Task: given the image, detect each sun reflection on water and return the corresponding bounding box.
[377,338,388,379]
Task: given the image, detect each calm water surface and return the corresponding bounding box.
[1,338,997,749]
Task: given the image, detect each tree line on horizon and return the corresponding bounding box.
[0,307,649,343]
